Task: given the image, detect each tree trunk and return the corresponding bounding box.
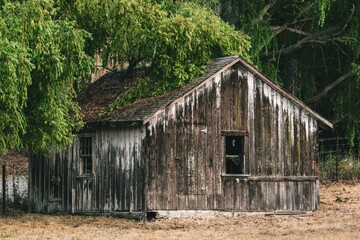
[219,0,241,27]
[284,58,299,96]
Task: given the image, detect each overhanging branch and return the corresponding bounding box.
[332,101,360,125]
[271,26,310,36]
[306,70,354,105]
[261,5,355,59]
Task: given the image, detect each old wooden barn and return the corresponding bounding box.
[29,56,332,216]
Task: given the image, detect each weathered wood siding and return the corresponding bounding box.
[30,61,321,214]
[145,62,319,211]
[29,127,145,213]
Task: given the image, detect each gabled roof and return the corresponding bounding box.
[77,56,333,128]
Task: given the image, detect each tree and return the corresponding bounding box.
[1,0,251,154]
[209,0,360,143]
[67,0,250,107]
[0,0,93,155]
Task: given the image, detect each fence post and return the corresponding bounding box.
[2,162,6,214]
[336,136,339,182]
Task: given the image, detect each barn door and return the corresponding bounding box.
[175,88,208,209]
[175,121,208,209]
[74,136,95,212]
[48,152,62,212]
[75,176,94,212]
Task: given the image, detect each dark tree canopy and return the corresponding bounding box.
[213,0,360,143]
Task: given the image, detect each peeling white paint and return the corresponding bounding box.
[263,82,271,100]
[301,111,309,141]
[289,104,294,149]
[277,91,283,172]
[247,73,254,121]
[214,74,221,109]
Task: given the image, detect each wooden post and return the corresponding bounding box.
[336,136,339,182]
[2,163,6,214]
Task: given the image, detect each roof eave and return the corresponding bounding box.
[85,120,144,128]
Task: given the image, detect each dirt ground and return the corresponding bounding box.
[1,182,360,240]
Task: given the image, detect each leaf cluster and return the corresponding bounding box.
[70,0,250,108]
[0,0,93,155]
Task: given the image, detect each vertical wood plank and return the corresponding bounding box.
[196,87,207,209]
[263,85,272,176]
[205,80,215,209]
[277,93,284,176]
[254,79,263,175]
[247,73,256,175]
[224,178,233,209]
[166,110,177,210]
[215,73,223,210]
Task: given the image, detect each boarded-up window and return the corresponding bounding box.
[80,137,92,175]
[225,135,245,174]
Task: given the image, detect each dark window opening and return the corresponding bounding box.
[80,137,92,175]
[50,176,61,198]
[225,136,245,174]
[53,185,59,198]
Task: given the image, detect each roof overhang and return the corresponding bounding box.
[84,120,144,129]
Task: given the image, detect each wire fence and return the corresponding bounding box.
[319,137,360,181]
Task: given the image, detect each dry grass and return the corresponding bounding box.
[1,182,360,239]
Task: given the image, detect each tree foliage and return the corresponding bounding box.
[68,0,250,107]
[211,0,360,143]
[1,0,250,154]
[0,0,92,155]
[2,0,359,155]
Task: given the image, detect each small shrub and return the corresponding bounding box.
[319,154,337,180]
[340,155,360,180]
[319,153,360,180]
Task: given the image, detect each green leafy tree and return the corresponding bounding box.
[68,0,250,107]
[1,0,250,155]
[0,0,92,155]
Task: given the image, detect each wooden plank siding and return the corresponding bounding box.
[29,127,145,214]
[145,62,319,212]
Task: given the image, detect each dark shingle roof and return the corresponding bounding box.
[76,56,239,124]
[76,56,333,128]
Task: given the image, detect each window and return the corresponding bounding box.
[222,131,247,174]
[80,137,92,175]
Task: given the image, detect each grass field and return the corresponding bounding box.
[1,182,360,239]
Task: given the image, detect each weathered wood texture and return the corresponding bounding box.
[30,61,321,214]
[145,62,319,211]
[29,127,145,213]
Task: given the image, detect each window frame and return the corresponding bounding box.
[221,130,249,176]
[78,134,94,177]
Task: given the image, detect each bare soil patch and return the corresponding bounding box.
[1,182,360,239]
